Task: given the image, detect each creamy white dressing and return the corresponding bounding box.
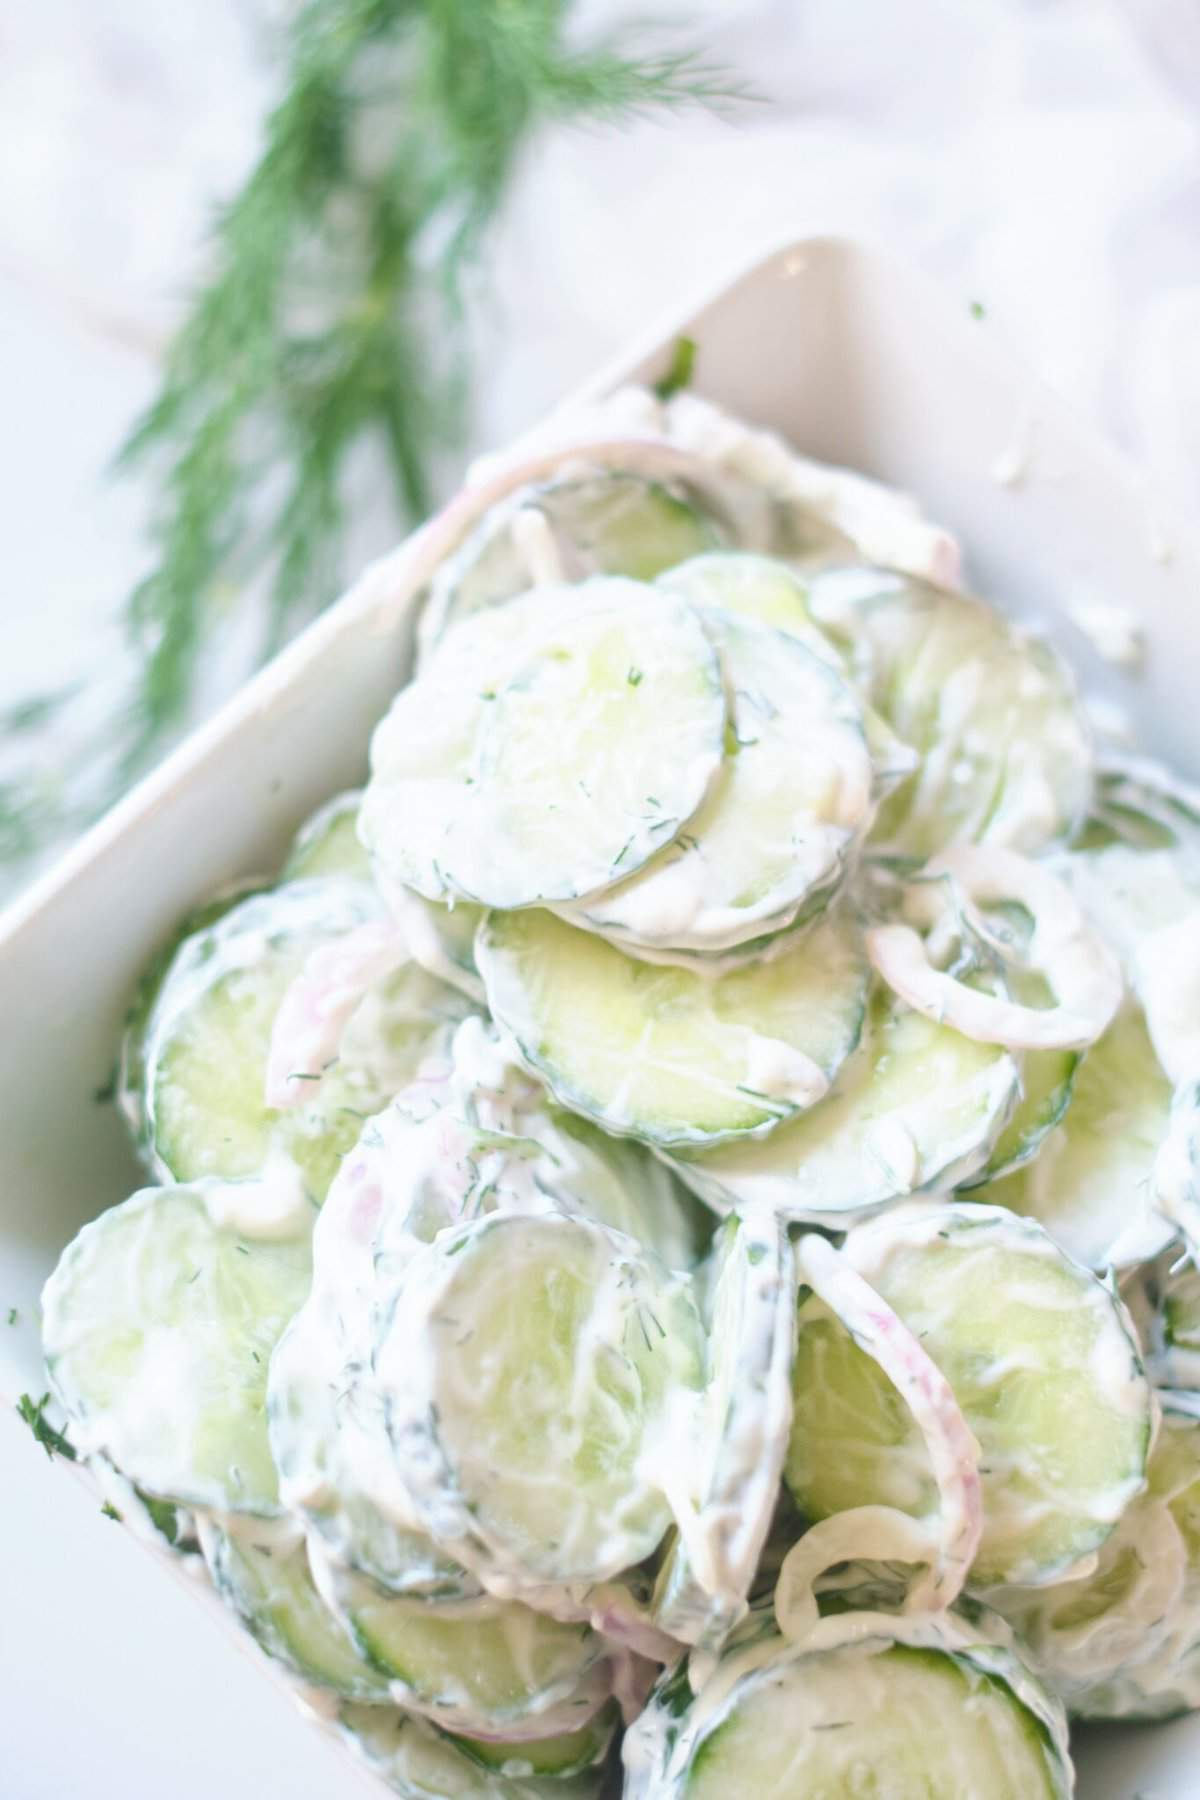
[64,380,1200,1785]
[203,1155,317,1242]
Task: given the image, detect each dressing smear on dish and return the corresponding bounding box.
[39,377,1200,1799]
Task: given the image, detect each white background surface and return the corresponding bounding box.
[5,2,1200,1795]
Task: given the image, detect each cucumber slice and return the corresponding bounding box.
[142,881,472,1200]
[361,579,726,910]
[559,610,871,956]
[118,879,267,1149]
[657,552,826,645]
[338,1703,610,1799]
[478,905,867,1150]
[371,1213,705,1586]
[1058,842,1200,973]
[453,1701,618,1779]
[267,1073,531,1597]
[420,468,724,649]
[537,1106,712,1272]
[672,988,1017,1225]
[200,1518,389,1700]
[993,1407,1200,1720]
[807,565,1092,858]
[313,1547,608,1736]
[969,1003,1175,1270]
[623,1609,1072,1800]
[43,1183,312,1514]
[784,1202,1152,1588]
[651,1215,796,1650]
[656,554,919,797]
[967,1041,1078,1186]
[282,790,372,883]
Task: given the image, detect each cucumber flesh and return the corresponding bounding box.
[652,1215,796,1649]
[43,1183,312,1514]
[338,1703,610,1799]
[283,790,372,884]
[993,1409,1200,1720]
[372,1213,705,1586]
[361,579,727,910]
[142,881,472,1200]
[657,553,919,797]
[454,1700,618,1779]
[808,565,1092,858]
[970,1003,1175,1270]
[478,905,867,1150]
[674,987,1017,1224]
[315,1548,607,1735]
[623,1611,1072,1800]
[561,609,871,956]
[201,1518,389,1699]
[421,469,724,650]
[784,1203,1152,1588]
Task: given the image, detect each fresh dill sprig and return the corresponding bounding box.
[0,2,745,869]
[16,1392,77,1461]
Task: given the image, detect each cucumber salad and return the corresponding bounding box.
[38,378,1200,1799]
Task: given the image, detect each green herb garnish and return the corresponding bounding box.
[653,334,697,400]
[16,1393,77,1461]
[0,3,744,869]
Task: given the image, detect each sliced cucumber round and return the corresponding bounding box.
[140,881,471,1201]
[420,467,725,650]
[657,553,919,797]
[623,1608,1072,1800]
[282,790,372,884]
[808,565,1092,858]
[337,1702,611,1799]
[784,1202,1152,1588]
[970,1002,1175,1270]
[362,579,726,910]
[559,609,871,956]
[651,1215,797,1650]
[201,1517,389,1699]
[967,1041,1078,1186]
[536,1106,712,1272]
[370,1213,705,1587]
[267,1078,539,1597]
[118,879,267,1150]
[992,1407,1200,1721]
[453,1700,618,1780]
[313,1546,608,1736]
[672,987,1017,1225]
[1060,840,1200,951]
[657,552,826,646]
[478,905,867,1150]
[43,1183,312,1514]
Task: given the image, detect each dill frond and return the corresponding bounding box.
[15,0,740,838]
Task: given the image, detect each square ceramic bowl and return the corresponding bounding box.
[2,235,1197,1799]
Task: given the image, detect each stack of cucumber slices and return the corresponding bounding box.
[39,389,1200,1798]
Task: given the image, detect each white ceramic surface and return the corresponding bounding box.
[2,234,1197,1797]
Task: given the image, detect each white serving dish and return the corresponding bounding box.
[2,234,1197,1798]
